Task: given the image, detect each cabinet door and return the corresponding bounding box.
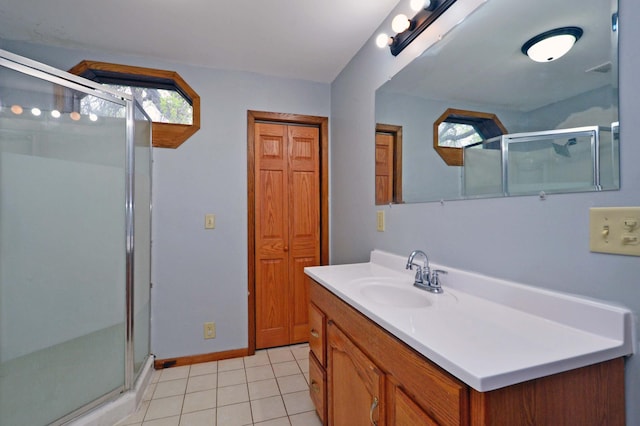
[388,382,438,426]
[327,321,385,426]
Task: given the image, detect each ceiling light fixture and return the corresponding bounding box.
[521,27,583,63]
[376,0,457,56]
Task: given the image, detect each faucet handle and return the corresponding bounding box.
[431,269,447,287]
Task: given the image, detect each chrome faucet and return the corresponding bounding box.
[406,250,445,294]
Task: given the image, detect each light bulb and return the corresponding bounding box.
[11,105,23,115]
[410,0,431,12]
[89,113,98,122]
[376,33,391,48]
[392,14,411,33]
[31,107,42,116]
[51,110,61,118]
[70,111,81,121]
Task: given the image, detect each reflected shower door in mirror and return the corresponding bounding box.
[375,0,619,203]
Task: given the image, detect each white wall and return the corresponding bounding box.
[0,40,331,360]
[330,0,640,423]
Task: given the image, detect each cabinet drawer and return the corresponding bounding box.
[309,352,326,424]
[309,302,325,365]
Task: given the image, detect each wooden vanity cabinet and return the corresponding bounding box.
[308,277,626,426]
[309,277,467,426]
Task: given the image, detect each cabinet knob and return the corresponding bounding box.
[310,380,320,393]
[310,329,320,338]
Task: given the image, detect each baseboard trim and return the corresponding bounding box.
[154,348,250,369]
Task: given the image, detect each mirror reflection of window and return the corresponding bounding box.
[438,122,483,148]
[433,108,507,166]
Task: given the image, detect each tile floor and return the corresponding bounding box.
[117,344,321,426]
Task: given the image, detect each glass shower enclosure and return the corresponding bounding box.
[463,125,619,197]
[0,50,152,425]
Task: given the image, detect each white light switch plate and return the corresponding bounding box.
[590,207,640,256]
[205,214,216,229]
[376,210,385,232]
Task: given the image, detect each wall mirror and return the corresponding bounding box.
[375,0,619,203]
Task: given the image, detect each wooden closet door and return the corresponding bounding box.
[375,132,394,205]
[287,125,320,343]
[255,123,290,348]
[255,122,320,348]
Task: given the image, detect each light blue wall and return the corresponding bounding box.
[2,0,638,420]
[0,40,331,360]
[330,0,639,423]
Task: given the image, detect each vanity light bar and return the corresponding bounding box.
[390,0,458,56]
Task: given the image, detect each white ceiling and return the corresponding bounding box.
[0,0,400,83]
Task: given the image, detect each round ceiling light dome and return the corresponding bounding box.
[521,27,583,62]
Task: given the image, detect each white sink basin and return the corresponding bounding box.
[352,278,432,308]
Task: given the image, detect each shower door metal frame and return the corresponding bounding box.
[500,125,602,196]
[0,48,152,423]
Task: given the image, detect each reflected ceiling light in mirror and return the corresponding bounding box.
[10,105,23,115]
[70,111,81,121]
[89,113,98,122]
[31,107,41,116]
[51,109,61,118]
[521,27,583,62]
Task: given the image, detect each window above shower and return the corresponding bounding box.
[68,60,200,149]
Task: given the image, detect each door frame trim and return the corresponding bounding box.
[247,110,329,354]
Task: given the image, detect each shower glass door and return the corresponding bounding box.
[0,59,130,425]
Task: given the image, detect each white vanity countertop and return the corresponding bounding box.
[304,250,635,392]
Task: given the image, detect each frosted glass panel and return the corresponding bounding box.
[134,108,151,378]
[506,128,600,196]
[464,141,503,197]
[463,127,611,198]
[0,66,126,425]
